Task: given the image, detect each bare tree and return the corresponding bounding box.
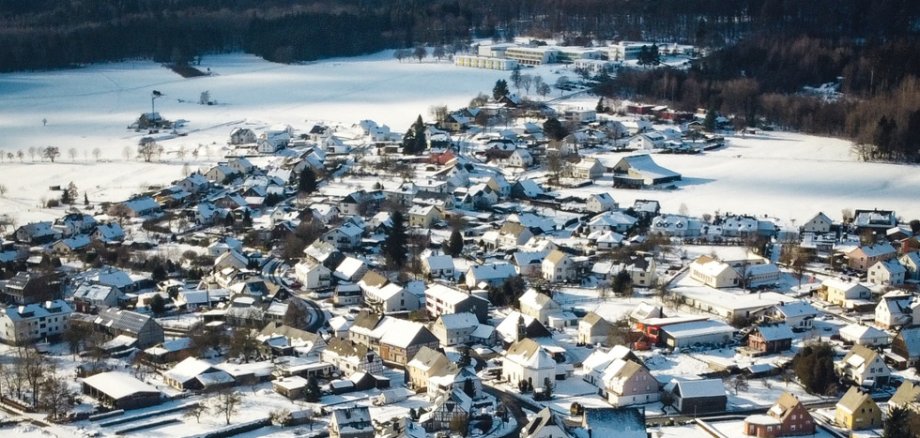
[39,370,74,422]
[92,147,101,161]
[209,390,242,425]
[520,74,533,93]
[413,46,427,62]
[177,144,188,161]
[0,184,6,197]
[137,138,164,162]
[68,148,78,161]
[123,146,132,161]
[184,403,208,423]
[729,375,749,395]
[42,146,60,163]
[16,150,23,162]
[28,146,36,161]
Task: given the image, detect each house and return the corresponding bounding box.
[91,308,164,349]
[889,381,920,436]
[512,178,546,199]
[162,357,235,391]
[333,284,362,306]
[835,386,881,431]
[611,154,681,188]
[2,271,64,305]
[518,289,562,324]
[82,372,162,410]
[227,157,254,174]
[746,324,794,355]
[272,376,309,400]
[430,312,480,346]
[364,283,420,314]
[422,255,455,280]
[520,408,571,438]
[408,205,441,228]
[52,235,92,256]
[122,196,162,217]
[839,324,889,346]
[867,259,906,286]
[322,222,364,250]
[14,221,58,244]
[495,312,553,344]
[586,193,618,213]
[802,212,833,234]
[406,346,451,391]
[587,211,637,234]
[689,255,780,289]
[651,215,701,238]
[321,338,384,375]
[621,255,657,287]
[229,127,257,145]
[465,262,517,289]
[426,365,483,401]
[0,300,73,345]
[846,243,897,271]
[822,278,871,308]
[72,284,120,312]
[578,312,614,345]
[334,257,368,283]
[666,379,727,415]
[142,338,195,365]
[177,173,209,193]
[835,344,890,386]
[743,392,815,437]
[630,131,667,150]
[507,149,533,168]
[425,283,489,322]
[93,223,125,244]
[294,257,332,290]
[502,338,556,390]
[56,212,96,236]
[892,327,920,369]
[330,407,374,438]
[900,251,920,281]
[603,359,659,407]
[853,209,897,232]
[375,318,439,366]
[571,158,605,180]
[763,301,818,331]
[874,292,919,329]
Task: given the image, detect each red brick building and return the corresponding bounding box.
[744,392,815,437]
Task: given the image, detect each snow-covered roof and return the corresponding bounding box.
[438,312,479,330]
[753,324,793,342]
[83,371,160,400]
[673,379,726,398]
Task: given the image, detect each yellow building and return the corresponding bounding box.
[835,386,881,430]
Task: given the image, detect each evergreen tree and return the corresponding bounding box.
[401,115,428,155]
[463,378,476,398]
[60,189,72,205]
[884,405,911,438]
[510,65,522,90]
[542,117,568,141]
[298,168,318,194]
[84,192,89,206]
[149,293,167,315]
[447,229,464,256]
[703,109,717,132]
[492,79,510,100]
[383,210,408,269]
[305,376,321,402]
[595,97,605,113]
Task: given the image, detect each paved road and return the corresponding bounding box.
[261,258,326,332]
[482,385,542,438]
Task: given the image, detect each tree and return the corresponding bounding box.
[537,81,551,99]
[542,117,568,141]
[138,138,163,162]
[542,377,553,398]
[446,229,464,256]
[793,342,836,394]
[401,115,428,155]
[42,146,60,162]
[910,219,920,235]
[92,147,101,161]
[554,76,571,94]
[383,211,408,269]
[612,270,633,295]
[184,403,208,423]
[39,371,74,422]
[0,184,6,198]
[62,323,92,358]
[228,327,260,362]
[510,65,522,91]
[449,412,470,437]
[60,188,72,205]
[637,44,660,66]
[729,375,749,395]
[885,405,912,438]
[65,182,78,204]
[28,146,36,161]
[283,299,311,329]
[123,146,132,161]
[149,293,167,316]
[68,148,78,161]
[16,150,24,162]
[703,109,717,132]
[520,74,533,93]
[432,46,446,60]
[210,390,242,425]
[545,152,563,186]
[492,79,510,101]
[305,376,321,402]
[394,49,406,62]
[595,97,605,113]
[413,46,427,62]
[298,168,318,194]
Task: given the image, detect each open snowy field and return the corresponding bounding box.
[1,50,919,227]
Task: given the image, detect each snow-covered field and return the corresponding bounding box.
[2,50,920,227]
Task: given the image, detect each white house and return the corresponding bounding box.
[839,324,890,347]
[835,344,890,386]
[430,312,480,346]
[465,263,517,289]
[542,250,576,283]
[422,255,455,280]
[802,212,833,234]
[502,338,556,390]
[874,293,920,329]
[629,131,666,150]
[0,300,73,344]
[570,158,605,180]
[689,255,780,289]
[867,260,906,286]
[900,252,920,281]
[364,283,420,314]
[507,149,534,168]
[586,193,618,213]
[587,211,637,233]
[294,257,332,290]
[518,289,562,324]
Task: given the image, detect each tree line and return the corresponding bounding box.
[595,35,920,162]
[1,0,918,71]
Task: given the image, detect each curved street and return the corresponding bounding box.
[483,385,542,438]
[262,258,327,332]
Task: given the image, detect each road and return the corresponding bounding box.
[261,258,327,332]
[482,385,542,438]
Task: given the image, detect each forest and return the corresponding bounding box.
[0,0,918,161]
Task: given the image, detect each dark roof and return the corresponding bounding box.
[95,308,156,334]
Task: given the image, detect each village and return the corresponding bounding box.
[2,60,920,438]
